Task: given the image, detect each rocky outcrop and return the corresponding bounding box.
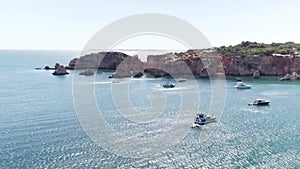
[145,50,223,78]
[281,72,300,81]
[280,73,292,81]
[52,65,69,75]
[222,55,300,77]
[66,50,300,78]
[145,50,300,78]
[133,71,143,78]
[222,55,291,76]
[68,52,144,78]
[44,63,61,70]
[290,57,300,73]
[68,52,127,69]
[253,70,260,79]
[113,55,144,78]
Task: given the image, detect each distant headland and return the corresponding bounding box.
[45,41,300,80]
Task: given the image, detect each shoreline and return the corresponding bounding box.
[64,48,300,80]
[41,67,300,82]
[39,42,300,80]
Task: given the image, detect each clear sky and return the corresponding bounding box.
[1,0,300,50]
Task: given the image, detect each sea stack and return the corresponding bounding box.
[52,65,69,75]
[68,52,144,78]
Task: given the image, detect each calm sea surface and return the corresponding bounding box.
[0,50,299,168]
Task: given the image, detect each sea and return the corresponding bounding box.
[0,50,299,168]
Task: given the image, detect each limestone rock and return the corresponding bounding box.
[52,65,69,75]
[253,70,260,79]
[133,72,144,78]
[66,49,300,78]
[279,73,292,81]
[68,52,144,78]
[145,50,221,77]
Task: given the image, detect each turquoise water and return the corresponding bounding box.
[0,50,300,168]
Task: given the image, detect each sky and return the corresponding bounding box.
[1,0,300,50]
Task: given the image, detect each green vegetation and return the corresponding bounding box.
[215,41,300,57]
[174,52,184,58]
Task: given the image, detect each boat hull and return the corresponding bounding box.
[177,78,187,82]
[253,102,270,106]
[192,116,216,127]
[235,85,251,89]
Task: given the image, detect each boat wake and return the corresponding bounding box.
[261,91,289,96]
[240,107,270,114]
[94,81,113,85]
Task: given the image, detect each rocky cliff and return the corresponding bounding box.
[222,55,300,76]
[67,50,300,78]
[68,52,144,77]
[145,49,223,78]
[145,50,300,77]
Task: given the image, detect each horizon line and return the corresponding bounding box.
[1,41,299,51]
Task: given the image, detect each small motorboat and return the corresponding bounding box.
[192,113,216,127]
[248,98,270,106]
[235,81,251,89]
[162,83,176,88]
[176,78,187,82]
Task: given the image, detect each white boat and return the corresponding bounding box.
[235,81,251,89]
[176,78,187,82]
[248,98,270,106]
[192,113,216,127]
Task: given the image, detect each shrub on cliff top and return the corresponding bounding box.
[216,41,298,57]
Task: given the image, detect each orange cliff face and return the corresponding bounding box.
[223,55,300,76]
[145,50,300,77]
[67,50,300,78]
[290,57,300,73]
[145,50,224,77]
